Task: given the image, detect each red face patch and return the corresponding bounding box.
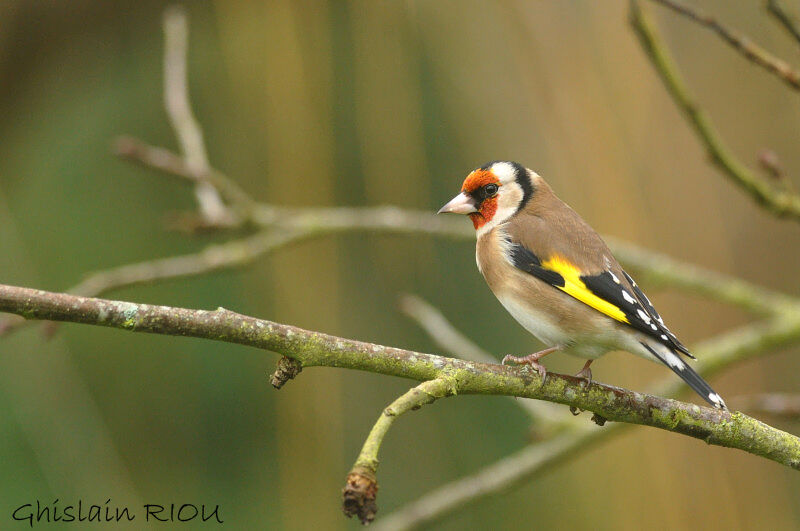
[461,170,499,194]
[461,170,500,230]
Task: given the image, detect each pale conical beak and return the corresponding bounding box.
[438,192,478,214]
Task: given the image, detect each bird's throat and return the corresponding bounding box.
[470,197,497,229]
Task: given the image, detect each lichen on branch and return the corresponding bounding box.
[1,283,799,473]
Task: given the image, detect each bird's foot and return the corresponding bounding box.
[575,360,593,387]
[501,346,559,384]
[502,356,547,382]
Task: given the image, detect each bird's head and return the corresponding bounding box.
[438,161,535,234]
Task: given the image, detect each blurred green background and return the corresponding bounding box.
[2,1,800,529]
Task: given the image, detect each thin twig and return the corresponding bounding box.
[163,6,231,225]
[631,0,800,221]
[767,0,800,48]
[344,378,456,524]
[399,295,498,365]
[0,199,789,337]
[111,139,794,312]
[649,0,800,90]
[113,136,257,218]
[0,230,305,337]
[604,236,792,315]
[114,140,794,312]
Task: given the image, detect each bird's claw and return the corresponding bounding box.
[575,367,592,387]
[502,354,548,384]
[574,360,593,388]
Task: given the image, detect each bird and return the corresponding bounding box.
[438,161,727,410]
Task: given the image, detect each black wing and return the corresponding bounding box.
[508,241,693,358]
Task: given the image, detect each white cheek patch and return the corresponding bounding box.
[475,181,523,237]
[495,186,521,217]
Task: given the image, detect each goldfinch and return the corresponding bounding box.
[438,161,727,410]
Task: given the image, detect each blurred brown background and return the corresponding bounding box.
[2,1,799,529]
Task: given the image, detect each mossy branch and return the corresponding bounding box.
[2,285,799,504]
[344,378,456,524]
[378,307,800,528]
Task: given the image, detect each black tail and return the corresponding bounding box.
[640,342,727,410]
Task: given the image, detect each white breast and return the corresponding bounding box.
[495,292,570,347]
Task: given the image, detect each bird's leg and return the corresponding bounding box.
[502,346,560,382]
[575,359,593,386]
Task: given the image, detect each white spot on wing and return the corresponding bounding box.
[609,271,620,284]
[660,334,668,341]
[636,309,651,323]
[622,290,636,304]
[650,323,658,330]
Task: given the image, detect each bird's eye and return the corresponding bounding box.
[483,184,499,197]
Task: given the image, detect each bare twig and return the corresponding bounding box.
[0,229,304,337]
[344,378,456,524]
[163,6,231,225]
[767,0,800,48]
[111,139,794,312]
[1,199,790,338]
[113,140,797,312]
[604,236,792,315]
[631,0,800,221]
[649,0,800,90]
[399,294,498,365]
[114,136,257,218]
[69,230,302,296]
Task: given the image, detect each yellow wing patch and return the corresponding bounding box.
[541,255,629,324]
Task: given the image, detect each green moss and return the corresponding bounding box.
[652,407,692,430]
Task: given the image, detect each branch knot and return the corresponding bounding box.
[270,356,302,389]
